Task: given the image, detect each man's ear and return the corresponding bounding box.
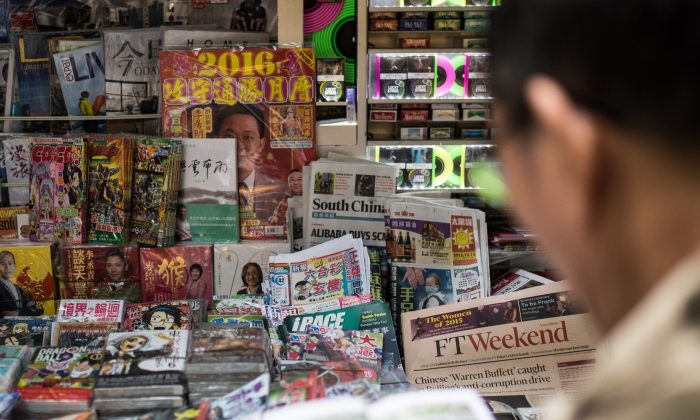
[524,75,602,228]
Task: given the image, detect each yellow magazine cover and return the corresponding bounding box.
[0,243,56,316]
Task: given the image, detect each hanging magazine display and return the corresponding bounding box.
[160,47,317,240]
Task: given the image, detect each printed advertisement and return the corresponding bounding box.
[62,245,141,302]
[402,281,598,401]
[160,48,316,240]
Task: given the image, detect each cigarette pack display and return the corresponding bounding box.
[400,127,428,140]
[461,104,490,121]
[400,38,430,48]
[463,38,488,49]
[379,56,407,100]
[461,129,489,139]
[434,19,461,30]
[369,19,399,31]
[369,110,398,122]
[432,109,459,121]
[317,58,345,102]
[406,56,435,99]
[400,109,429,121]
[62,244,140,302]
[430,127,453,139]
[463,11,491,32]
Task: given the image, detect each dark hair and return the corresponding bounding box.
[490,0,700,152]
[241,262,263,284]
[294,280,309,289]
[289,168,301,174]
[213,103,266,138]
[81,91,89,98]
[189,263,203,274]
[0,250,15,264]
[105,249,126,262]
[143,305,182,328]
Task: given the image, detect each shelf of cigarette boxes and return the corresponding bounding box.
[368,48,489,55]
[368,5,498,13]
[368,98,493,104]
[0,114,162,121]
[368,139,496,146]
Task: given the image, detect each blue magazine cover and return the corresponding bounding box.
[52,44,106,132]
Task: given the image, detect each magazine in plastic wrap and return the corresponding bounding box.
[304,159,397,248]
[402,281,598,405]
[160,47,316,240]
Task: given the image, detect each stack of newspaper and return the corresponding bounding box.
[386,199,490,344]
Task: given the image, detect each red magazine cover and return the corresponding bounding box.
[139,244,213,310]
[160,48,317,240]
[62,245,140,302]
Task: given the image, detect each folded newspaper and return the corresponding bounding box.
[303,158,397,248]
[402,281,598,406]
[265,235,371,307]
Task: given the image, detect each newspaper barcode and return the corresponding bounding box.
[266,226,284,235]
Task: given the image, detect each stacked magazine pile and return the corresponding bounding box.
[92,330,189,417]
[15,345,102,417]
[186,325,271,405]
[0,346,31,393]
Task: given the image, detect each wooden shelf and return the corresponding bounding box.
[369,5,497,13]
[316,101,349,107]
[368,98,493,104]
[368,48,488,54]
[368,139,496,146]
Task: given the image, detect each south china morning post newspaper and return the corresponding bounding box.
[304,160,397,248]
[402,281,599,403]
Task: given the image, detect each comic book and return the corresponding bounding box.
[122,301,192,331]
[0,207,29,240]
[62,244,140,302]
[52,322,118,347]
[0,345,33,369]
[0,359,21,393]
[139,244,214,310]
[56,300,125,324]
[178,138,238,243]
[1,136,31,206]
[14,32,52,132]
[188,326,269,367]
[0,243,56,316]
[131,137,182,247]
[103,28,162,116]
[160,47,316,240]
[213,242,290,297]
[281,301,407,385]
[47,31,101,133]
[28,137,88,244]
[17,345,103,401]
[86,136,134,245]
[52,43,107,132]
[95,330,189,392]
[0,318,52,346]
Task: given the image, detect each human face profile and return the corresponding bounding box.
[105,256,126,282]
